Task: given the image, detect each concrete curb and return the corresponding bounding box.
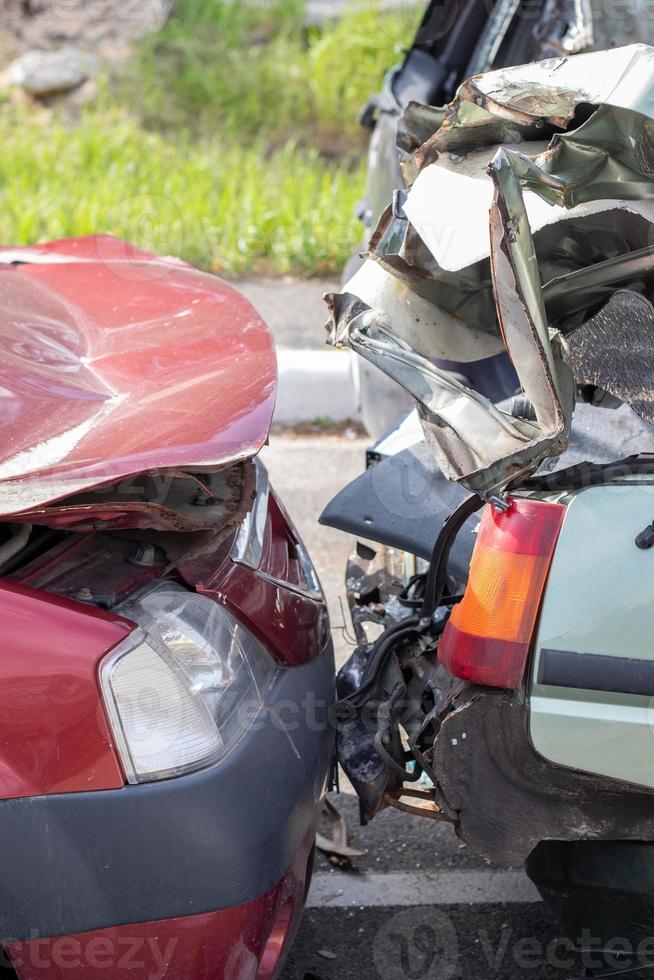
[274,348,360,423]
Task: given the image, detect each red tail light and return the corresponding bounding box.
[439,497,564,689]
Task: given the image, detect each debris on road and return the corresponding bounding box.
[316,797,366,868]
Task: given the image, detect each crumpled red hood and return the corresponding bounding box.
[0,236,277,518]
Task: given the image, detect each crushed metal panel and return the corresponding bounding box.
[328,152,574,495]
[488,107,654,210]
[333,259,504,364]
[454,43,654,129]
[396,102,446,162]
[402,43,654,159]
[401,141,621,273]
[328,43,654,495]
[369,197,654,339]
[402,141,546,271]
[327,295,545,493]
[368,205,500,338]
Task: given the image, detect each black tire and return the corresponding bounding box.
[527,839,654,979]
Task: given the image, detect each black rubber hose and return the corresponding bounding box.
[335,495,483,716]
[421,492,484,619]
[335,617,421,714]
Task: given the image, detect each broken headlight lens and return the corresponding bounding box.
[100,582,276,783]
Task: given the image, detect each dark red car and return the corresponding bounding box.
[0,236,334,979]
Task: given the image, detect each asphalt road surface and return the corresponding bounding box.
[237,279,336,351]
[281,794,581,980]
[263,435,581,980]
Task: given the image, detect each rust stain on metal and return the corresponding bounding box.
[2,460,257,535]
[383,790,452,823]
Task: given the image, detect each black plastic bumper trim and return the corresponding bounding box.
[538,647,654,697]
[0,642,335,941]
[319,440,477,576]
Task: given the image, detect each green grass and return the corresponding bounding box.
[0,0,420,276]
[125,0,420,153]
[0,106,364,275]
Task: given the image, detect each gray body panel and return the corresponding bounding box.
[531,483,654,788]
[0,640,335,940]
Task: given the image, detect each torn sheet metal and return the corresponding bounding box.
[1,463,256,534]
[457,43,654,125]
[337,259,504,363]
[367,206,500,338]
[328,294,559,492]
[431,42,654,155]
[401,144,654,273]
[364,194,654,346]
[327,44,654,495]
[315,798,366,867]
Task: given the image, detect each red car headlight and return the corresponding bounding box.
[100,581,277,783]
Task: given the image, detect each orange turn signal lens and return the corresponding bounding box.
[439,497,564,689]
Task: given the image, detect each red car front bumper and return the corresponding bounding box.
[0,637,334,980]
[6,836,314,980]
